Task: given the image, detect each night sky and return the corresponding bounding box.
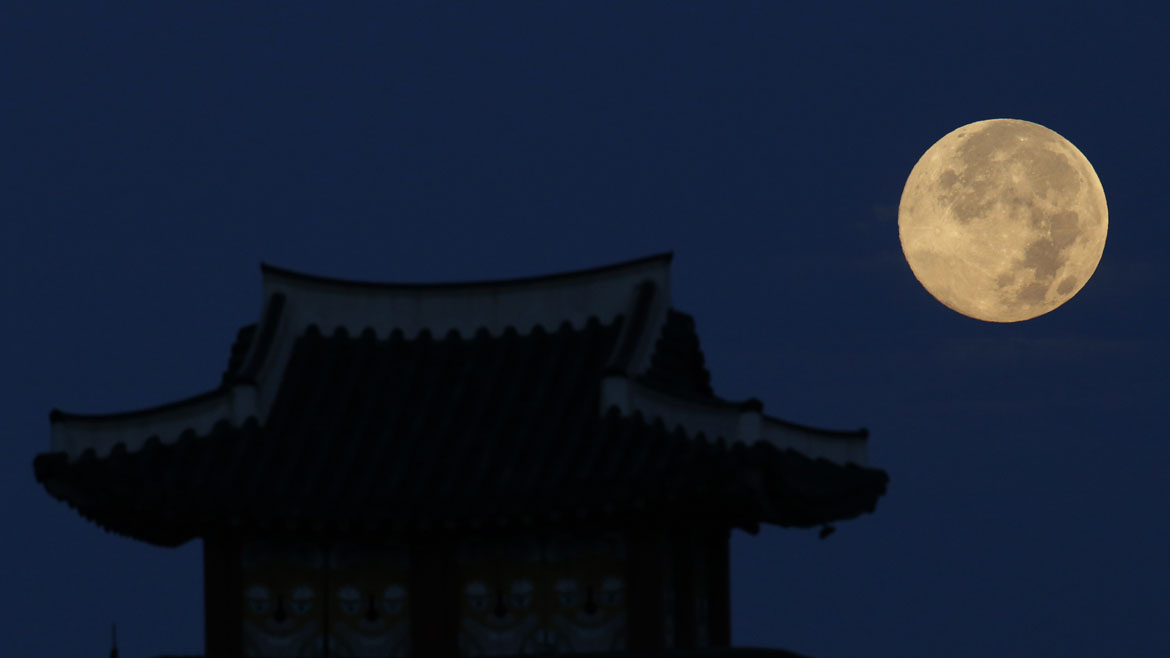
[5,4,1169,657]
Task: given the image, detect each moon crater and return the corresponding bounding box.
[898,119,1107,322]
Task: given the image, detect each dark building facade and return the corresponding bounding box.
[34,253,887,658]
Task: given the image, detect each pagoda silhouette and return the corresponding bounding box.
[34,253,887,658]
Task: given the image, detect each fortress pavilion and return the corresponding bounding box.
[34,253,887,658]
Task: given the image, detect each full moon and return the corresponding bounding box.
[898,119,1107,322]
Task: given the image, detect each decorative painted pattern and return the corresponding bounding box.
[241,540,325,657]
[458,532,627,655]
[328,541,411,658]
[240,538,410,658]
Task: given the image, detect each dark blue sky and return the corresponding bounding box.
[4,3,1168,657]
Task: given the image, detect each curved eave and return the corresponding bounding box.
[260,251,674,291]
[31,409,886,547]
[49,387,228,423]
[49,384,257,460]
[642,391,869,439]
[34,451,196,547]
[756,446,888,528]
[761,413,868,439]
[603,377,871,466]
[49,292,285,462]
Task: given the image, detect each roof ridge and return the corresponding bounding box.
[260,251,675,353]
[261,251,673,290]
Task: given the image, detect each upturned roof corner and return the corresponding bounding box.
[35,253,887,546]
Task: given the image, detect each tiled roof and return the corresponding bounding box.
[33,255,887,547]
[35,317,885,547]
[638,310,715,399]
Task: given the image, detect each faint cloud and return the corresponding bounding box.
[872,202,898,222]
[774,248,905,275]
[846,202,898,232]
[1086,259,1162,297]
[935,335,1155,368]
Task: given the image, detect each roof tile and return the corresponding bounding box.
[35,289,886,547]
